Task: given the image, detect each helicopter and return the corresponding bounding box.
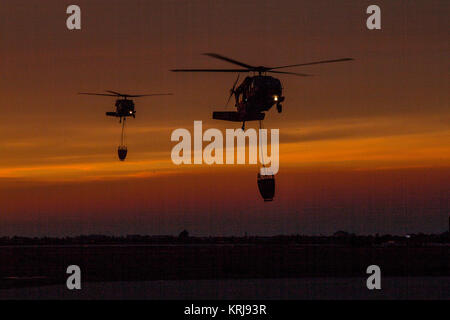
[79,90,172,161]
[172,53,353,130]
[172,53,354,201]
[78,90,173,123]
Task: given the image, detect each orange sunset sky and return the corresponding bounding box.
[0,0,448,236]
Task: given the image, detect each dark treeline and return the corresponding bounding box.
[0,230,448,246]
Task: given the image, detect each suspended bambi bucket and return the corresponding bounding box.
[257,173,275,201]
[118,145,127,161]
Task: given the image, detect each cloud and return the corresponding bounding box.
[280,115,450,144]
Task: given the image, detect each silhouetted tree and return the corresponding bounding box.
[179,229,189,239]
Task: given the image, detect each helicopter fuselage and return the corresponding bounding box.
[213,75,285,123]
[236,75,283,112]
[106,99,136,118]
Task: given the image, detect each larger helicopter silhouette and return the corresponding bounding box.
[79,90,172,161]
[172,53,354,201]
[172,53,353,130]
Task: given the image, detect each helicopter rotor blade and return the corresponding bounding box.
[172,54,353,76]
[231,73,240,91]
[226,94,233,106]
[78,92,118,96]
[171,69,250,73]
[80,91,173,98]
[226,74,240,105]
[105,90,123,95]
[203,53,254,69]
[270,58,354,70]
[269,71,312,77]
[126,93,173,98]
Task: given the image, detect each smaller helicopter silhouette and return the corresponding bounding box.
[172,53,353,130]
[79,90,172,161]
[79,90,173,123]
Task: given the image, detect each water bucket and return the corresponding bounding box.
[257,173,275,201]
[118,145,127,161]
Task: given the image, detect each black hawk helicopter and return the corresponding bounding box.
[79,90,173,122]
[172,53,353,130]
[172,53,354,201]
[79,90,172,161]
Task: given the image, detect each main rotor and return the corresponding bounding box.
[171,53,354,76]
[79,90,173,99]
